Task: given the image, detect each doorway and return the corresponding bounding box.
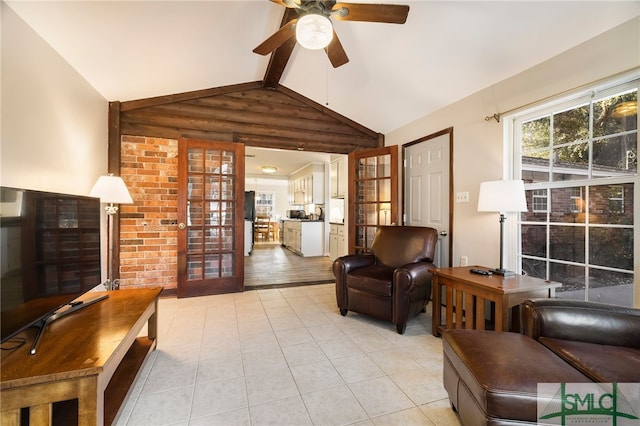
[243,147,338,288]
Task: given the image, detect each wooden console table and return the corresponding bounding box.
[431,266,560,337]
[1,287,162,426]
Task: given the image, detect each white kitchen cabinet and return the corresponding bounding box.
[330,161,338,198]
[284,220,301,252]
[330,157,347,198]
[283,220,324,257]
[288,164,325,205]
[329,223,346,260]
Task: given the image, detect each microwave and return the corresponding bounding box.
[287,210,306,219]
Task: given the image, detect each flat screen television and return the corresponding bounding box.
[0,187,102,350]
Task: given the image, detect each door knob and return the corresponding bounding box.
[439,230,448,237]
[178,223,186,230]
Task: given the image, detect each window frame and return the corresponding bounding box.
[255,191,275,218]
[505,74,638,306]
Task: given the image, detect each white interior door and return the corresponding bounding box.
[404,129,452,268]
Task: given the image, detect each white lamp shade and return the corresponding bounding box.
[477,180,527,213]
[90,175,133,204]
[296,14,333,50]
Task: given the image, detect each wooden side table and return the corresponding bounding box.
[1,287,162,426]
[431,266,560,337]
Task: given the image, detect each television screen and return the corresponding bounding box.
[0,187,102,344]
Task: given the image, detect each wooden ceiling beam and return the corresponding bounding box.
[120,112,376,147]
[120,82,263,112]
[261,8,298,89]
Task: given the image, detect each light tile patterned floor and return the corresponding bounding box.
[115,284,461,426]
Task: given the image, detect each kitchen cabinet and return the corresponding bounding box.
[288,164,324,205]
[283,220,324,257]
[283,220,301,252]
[329,223,346,260]
[330,157,347,198]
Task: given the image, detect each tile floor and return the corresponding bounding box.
[115,284,461,426]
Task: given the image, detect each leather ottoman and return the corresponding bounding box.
[442,329,592,426]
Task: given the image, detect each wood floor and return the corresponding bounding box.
[244,242,335,289]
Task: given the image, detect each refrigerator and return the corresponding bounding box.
[244,191,256,221]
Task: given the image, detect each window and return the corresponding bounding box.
[609,185,624,214]
[532,189,548,213]
[514,77,637,306]
[569,187,583,214]
[255,192,275,217]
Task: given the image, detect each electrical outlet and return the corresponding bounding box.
[460,256,468,266]
[456,192,470,203]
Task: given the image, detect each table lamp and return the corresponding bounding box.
[90,174,133,290]
[477,180,527,277]
[380,203,391,225]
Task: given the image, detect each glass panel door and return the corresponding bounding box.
[178,139,245,297]
[349,146,398,253]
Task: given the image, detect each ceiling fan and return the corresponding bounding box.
[253,0,410,68]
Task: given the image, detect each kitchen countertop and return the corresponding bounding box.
[283,218,325,222]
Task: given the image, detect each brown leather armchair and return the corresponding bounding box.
[333,226,438,334]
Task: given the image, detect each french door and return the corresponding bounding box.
[177,139,245,297]
[348,146,398,253]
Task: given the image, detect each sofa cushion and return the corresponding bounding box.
[443,330,592,423]
[539,337,640,383]
[346,265,395,297]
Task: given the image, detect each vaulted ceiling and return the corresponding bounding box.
[7,0,638,136]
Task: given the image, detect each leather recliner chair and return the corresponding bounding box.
[332,226,438,334]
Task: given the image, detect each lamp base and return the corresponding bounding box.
[490,268,516,277]
[103,279,120,291]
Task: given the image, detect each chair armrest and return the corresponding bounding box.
[393,261,434,295]
[333,254,375,310]
[522,298,640,348]
[333,254,375,275]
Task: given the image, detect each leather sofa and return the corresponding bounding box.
[442,298,640,425]
[333,225,438,334]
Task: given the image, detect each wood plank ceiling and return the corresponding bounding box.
[110,81,382,159]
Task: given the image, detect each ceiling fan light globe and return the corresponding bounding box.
[296,14,333,50]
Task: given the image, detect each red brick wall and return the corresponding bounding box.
[118,136,178,291]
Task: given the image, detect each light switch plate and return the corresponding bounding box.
[456,192,470,203]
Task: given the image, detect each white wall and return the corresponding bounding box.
[386,17,640,272]
[1,2,107,195]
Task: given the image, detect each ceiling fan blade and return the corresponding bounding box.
[269,0,302,8]
[332,3,410,24]
[253,19,298,55]
[325,30,349,68]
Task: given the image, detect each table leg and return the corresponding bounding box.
[148,299,158,342]
[30,404,51,424]
[497,298,506,332]
[78,376,99,426]
[431,275,441,337]
[475,298,485,331]
[445,286,454,331]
